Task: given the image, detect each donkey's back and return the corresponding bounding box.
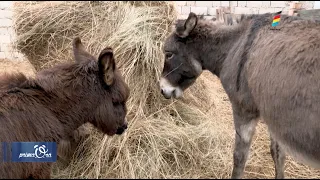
[0,73,56,179]
[245,15,320,168]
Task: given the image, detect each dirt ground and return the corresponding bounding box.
[1,58,320,179]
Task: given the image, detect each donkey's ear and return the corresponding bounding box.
[72,37,96,63]
[176,12,198,38]
[98,47,116,86]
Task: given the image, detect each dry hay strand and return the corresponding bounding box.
[0,58,36,77]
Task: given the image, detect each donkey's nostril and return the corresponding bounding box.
[123,124,128,129]
[161,89,164,95]
[116,127,125,135]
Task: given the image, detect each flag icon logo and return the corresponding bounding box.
[272,11,282,27]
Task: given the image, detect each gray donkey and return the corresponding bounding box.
[159,12,320,179]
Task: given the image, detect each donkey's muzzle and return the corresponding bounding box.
[161,89,172,99]
[116,122,128,135]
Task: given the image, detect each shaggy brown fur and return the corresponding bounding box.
[0,37,130,179]
[160,12,320,179]
[57,122,93,166]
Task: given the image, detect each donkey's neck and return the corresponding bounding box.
[197,22,247,77]
[35,69,96,139]
[47,91,89,140]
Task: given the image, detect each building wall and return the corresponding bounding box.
[175,1,315,19]
[314,1,320,9]
[0,1,23,60]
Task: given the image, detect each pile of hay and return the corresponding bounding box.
[12,1,230,178]
[12,1,320,179]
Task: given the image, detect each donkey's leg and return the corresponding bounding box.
[231,107,259,179]
[270,134,286,179]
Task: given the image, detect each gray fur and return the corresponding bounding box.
[160,12,320,178]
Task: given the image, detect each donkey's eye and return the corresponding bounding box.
[112,101,125,106]
[178,75,195,84]
[165,53,174,59]
[183,75,195,80]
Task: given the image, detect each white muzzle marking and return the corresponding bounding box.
[159,77,183,99]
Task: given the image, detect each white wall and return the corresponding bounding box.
[175,1,315,19]
[0,1,22,60]
[314,1,320,9]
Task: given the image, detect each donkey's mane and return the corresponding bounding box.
[34,60,98,92]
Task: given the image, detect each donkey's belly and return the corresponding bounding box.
[276,139,320,168]
[267,122,320,169]
[259,97,320,168]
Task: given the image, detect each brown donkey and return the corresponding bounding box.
[0,37,130,178]
[160,12,320,178]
